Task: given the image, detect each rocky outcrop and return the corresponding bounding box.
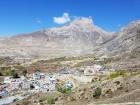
[84,65,103,76]
[96,20,140,56]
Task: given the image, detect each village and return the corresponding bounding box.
[0,64,106,105]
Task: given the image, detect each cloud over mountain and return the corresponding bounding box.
[53,12,70,24]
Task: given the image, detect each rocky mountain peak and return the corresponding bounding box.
[69,17,93,26]
[68,17,107,33]
[47,17,94,31]
[121,20,140,32]
[45,17,109,38]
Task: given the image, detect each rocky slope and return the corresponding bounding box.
[92,20,140,57]
[9,71,140,105]
[0,18,139,61]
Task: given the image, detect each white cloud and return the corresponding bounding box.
[53,12,70,24]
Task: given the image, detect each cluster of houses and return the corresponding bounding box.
[0,64,107,98]
[0,70,74,98]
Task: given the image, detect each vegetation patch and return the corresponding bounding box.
[107,71,128,79]
[56,84,72,94]
[47,97,55,104]
[114,81,120,85]
[93,87,102,98]
[11,70,20,78]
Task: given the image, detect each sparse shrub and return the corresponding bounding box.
[93,87,102,98]
[0,72,3,76]
[91,77,99,83]
[13,98,18,102]
[11,70,20,78]
[105,89,113,94]
[56,84,72,94]
[0,96,2,99]
[126,82,129,84]
[14,65,25,71]
[117,85,123,90]
[47,97,55,104]
[56,84,63,93]
[91,78,95,83]
[132,80,136,83]
[93,56,97,60]
[3,69,11,76]
[114,81,120,85]
[125,89,129,92]
[107,71,128,79]
[63,87,72,94]
[39,99,43,102]
[131,71,140,76]
[22,70,27,77]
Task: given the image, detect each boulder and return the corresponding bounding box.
[84,65,102,76]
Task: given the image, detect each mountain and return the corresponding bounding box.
[93,20,140,57]
[0,17,113,60]
[0,17,139,61]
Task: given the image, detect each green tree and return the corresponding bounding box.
[93,87,102,98]
[0,71,3,76]
[22,70,27,77]
[11,70,20,78]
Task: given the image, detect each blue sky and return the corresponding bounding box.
[0,0,140,36]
